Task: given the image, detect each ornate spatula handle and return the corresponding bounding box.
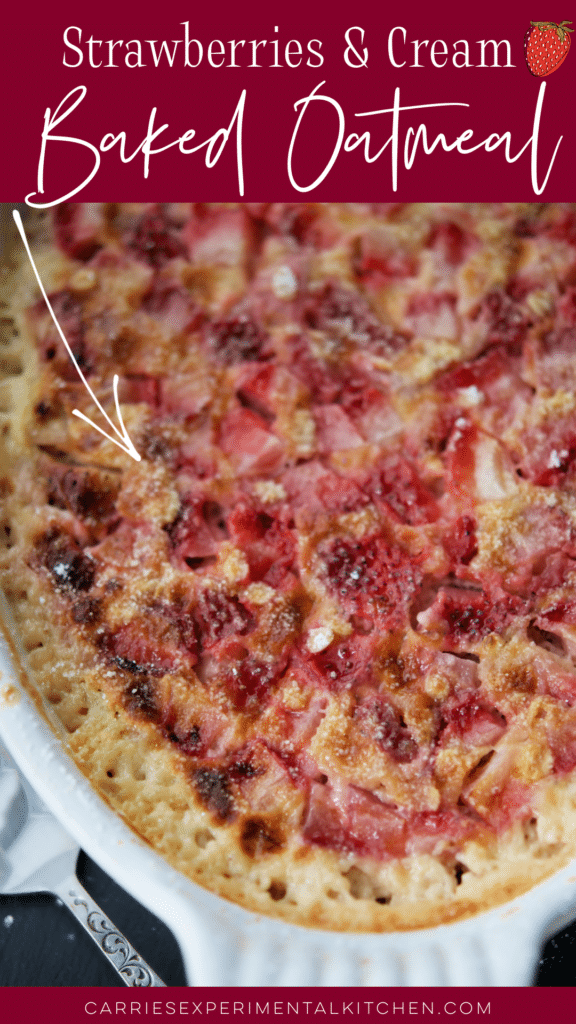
[55,876,166,987]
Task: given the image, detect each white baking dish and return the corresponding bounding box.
[1,626,575,988]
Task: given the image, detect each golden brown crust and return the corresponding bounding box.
[2,203,576,931]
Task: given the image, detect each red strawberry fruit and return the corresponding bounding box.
[525,21,573,76]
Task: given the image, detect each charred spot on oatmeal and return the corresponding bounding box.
[122,677,158,721]
[71,596,102,625]
[193,768,234,821]
[46,468,119,531]
[35,400,60,422]
[167,724,203,756]
[36,444,75,463]
[240,816,285,858]
[114,655,150,675]
[228,760,259,779]
[35,529,96,593]
[268,880,287,901]
[41,290,94,378]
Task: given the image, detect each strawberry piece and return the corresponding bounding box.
[102,613,195,676]
[235,364,278,421]
[525,21,573,78]
[36,290,92,379]
[438,344,514,393]
[193,589,253,648]
[305,633,376,692]
[370,457,439,526]
[518,413,576,487]
[477,290,530,354]
[314,469,369,515]
[281,460,367,516]
[289,338,341,404]
[219,407,285,475]
[406,291,458,341]
[355,694,419,763]
[444,514,478,566]
[227,505,296,586]
[354,231,416,285]
[322,535,422,629]
[303,781,407,858]
[439,693,506,747]
[121,375,161,408]
[208,316,269,365]
[126,206,187,267]
[303,282,404,355]
[313,404,365,454]
[186,206,254,267]
[408,808,488,855]
[53,204,104,262]
[166,495,228,565]
[426,221,471,267]
[423,586,523,649]
[223,655,283,712]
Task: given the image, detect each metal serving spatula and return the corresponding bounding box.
[0,745,165,986]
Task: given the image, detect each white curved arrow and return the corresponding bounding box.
[12,209,140,462]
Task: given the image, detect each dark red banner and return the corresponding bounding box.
[1,0,575,201]
[1,988,575,1022]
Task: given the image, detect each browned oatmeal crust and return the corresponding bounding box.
[1,202,576,930]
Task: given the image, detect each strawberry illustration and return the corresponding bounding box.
[525,21,573,76]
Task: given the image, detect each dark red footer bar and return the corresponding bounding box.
[1,989,574,1023]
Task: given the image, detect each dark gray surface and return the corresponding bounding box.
[0,852,187,986]
[0,851,574,985]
